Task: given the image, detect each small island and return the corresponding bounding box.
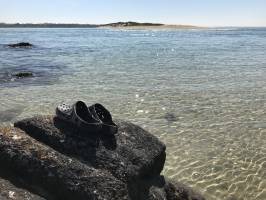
[100,21,200,30]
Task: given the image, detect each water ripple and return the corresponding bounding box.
[1,28,266,199]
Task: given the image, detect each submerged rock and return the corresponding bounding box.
[140,177,205,200]
[0,115,205,200]
[164,113,178,123]
[0,107,24,122]
[7,42,33,48]
[0,71,33,85]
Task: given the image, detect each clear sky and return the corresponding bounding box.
[0,0,265,26]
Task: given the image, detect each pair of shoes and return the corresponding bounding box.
[56,101,117,135]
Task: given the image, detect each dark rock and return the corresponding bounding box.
[14,116,166,183]
[128,176,205,200]
[0,127,128,200]
[7,42,33,48]
[0,176,45,200]
[0,114,206,200]
[0,67,60,87]
[164,180,205,200]
[0,71,33,86]
[13,72,33,78]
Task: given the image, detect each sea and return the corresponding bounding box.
[0,27,266,200]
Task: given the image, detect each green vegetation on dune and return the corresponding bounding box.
[102,21,164,27]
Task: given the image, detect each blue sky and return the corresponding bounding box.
[0,0,265,26]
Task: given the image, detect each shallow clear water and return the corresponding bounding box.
[0,28,266,199]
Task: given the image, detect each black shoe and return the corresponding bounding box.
[56,101,101,133]
[89,103,118,135]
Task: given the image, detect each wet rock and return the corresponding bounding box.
[14,116,166,182]
[0,71,33,85]
[13,72,33,78]
[0,68,60,87]
[128,175,205,200]
[7,42,33,48]
[0,127,128,200]
[164,180,205,200]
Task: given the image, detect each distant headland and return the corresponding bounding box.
[0,21,201,29]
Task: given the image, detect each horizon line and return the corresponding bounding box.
[1,22,266,28]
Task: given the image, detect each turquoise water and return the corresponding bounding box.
[0,28,266,199]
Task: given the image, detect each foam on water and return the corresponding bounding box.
[0,28,266,199]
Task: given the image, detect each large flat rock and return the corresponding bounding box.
[0,115,205,200]
[14,116,166,183]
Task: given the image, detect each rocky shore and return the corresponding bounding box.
[0,115,205,200]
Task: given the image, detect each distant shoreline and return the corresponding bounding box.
[0,22,265,29]
[0,23,98,28]
[0,21,202,29]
